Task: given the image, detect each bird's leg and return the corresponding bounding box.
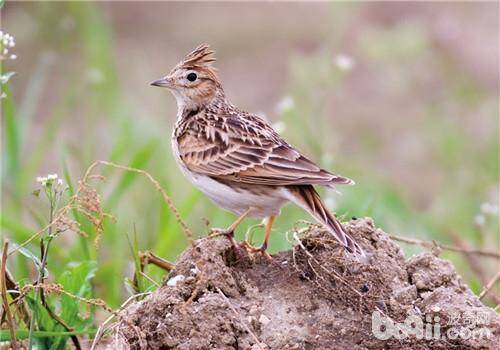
[242,216,275,260]
[209,208,253,248]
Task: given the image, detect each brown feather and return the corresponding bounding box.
[182,43,216,66]
[175,109,354,187]
[287,185,364,255]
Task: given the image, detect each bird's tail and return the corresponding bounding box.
[287,185,364,256]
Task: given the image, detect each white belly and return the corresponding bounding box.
[186,171,289,218]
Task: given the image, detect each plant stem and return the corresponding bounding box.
[28,188,55,350]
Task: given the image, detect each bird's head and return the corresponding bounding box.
[151,44,223,110]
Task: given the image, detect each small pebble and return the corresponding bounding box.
[166,274,185,287]
[259,314,271,326]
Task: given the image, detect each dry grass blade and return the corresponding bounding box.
[291,230,400,327]
[446,230,499,304]
[479,270,500,301]
[90,292,151,350]
[5,268,31,327]
[388,234,500,259]
[18,283,114,314]
[1,241,18,350]
[82,160,194,244]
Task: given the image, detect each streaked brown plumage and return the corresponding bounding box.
[151,44,364,256]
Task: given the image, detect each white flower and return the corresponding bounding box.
[334,54,355,72]
[36,176,46,183]
[36,176,48,187]
[276,96,294,113]
[0,31,16,61]
[36,173,61,188]
[0,32,15,48]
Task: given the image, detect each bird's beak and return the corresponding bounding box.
[150,76,173,88]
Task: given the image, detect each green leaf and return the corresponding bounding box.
[0,329,97,341]
[57,261,97,328]
[10,243,48,276]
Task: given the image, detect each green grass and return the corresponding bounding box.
[1,2,498,348]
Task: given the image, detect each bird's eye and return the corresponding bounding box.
[186,72,197,82]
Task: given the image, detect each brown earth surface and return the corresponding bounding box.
[109,218,499,349]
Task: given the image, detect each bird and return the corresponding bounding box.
[150,44,364,257]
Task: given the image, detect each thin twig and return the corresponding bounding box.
[9,218,62,256]
[5,268,31,327]
[292,231,363,299]
[138,271,160,288]
[139,250,175,272]
[90,292,151,350]
[17,283,114,314]
[446,230,499,304]
[479,270,500,301]
[389,234,500,259]
[291,230,401,330]
[216,287,265,350]
[82,160,193,244]
[40,287,82,350]
[1,241,18,349]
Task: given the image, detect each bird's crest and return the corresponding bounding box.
[174,43,219,83]
[181,44,216,68]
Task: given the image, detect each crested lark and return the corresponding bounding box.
[151,44,364,256]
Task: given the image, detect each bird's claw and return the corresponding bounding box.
[208,227,234,238]
[240,241,273,261]
[208,227,243,255]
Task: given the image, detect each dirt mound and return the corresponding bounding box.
[110,218,499,349]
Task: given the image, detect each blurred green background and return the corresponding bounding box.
[2,1,499,310]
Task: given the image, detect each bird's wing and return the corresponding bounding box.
[176,111,354,186]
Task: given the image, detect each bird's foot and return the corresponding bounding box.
[240,241,273,261]
[208,227,244,256]
[208,227,233,238]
